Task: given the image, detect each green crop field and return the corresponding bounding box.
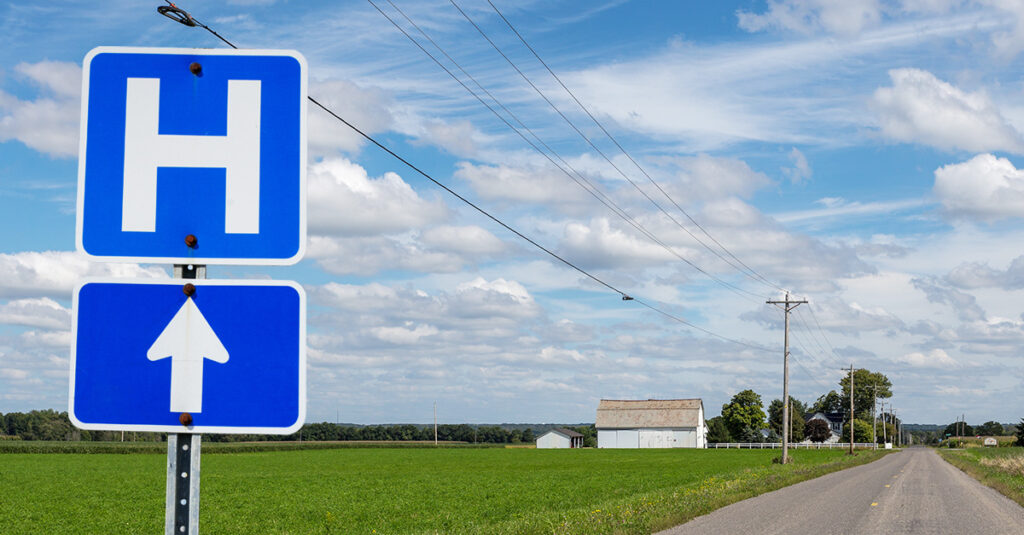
[0,445,888,534]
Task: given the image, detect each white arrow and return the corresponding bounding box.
[147,298,229,413]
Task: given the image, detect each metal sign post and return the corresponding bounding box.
[168,263,203,535]
[167,433,201,535]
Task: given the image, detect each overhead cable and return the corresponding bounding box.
[155,1,775,354]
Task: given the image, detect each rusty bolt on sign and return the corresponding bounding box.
[179,413,193,426]
[184,234,198,248]
[183,284,196,297]
[189,62,202,75]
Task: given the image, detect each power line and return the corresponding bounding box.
[455,0,783,294]
[156,1,774,354]
[370,0,766,304]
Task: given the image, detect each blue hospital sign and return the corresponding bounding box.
[70,279,306,434]
[76,47,307,264]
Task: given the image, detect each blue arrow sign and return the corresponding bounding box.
[76,47,307,265]
[70,279,306,434]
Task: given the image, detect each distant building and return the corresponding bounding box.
[595,399,706,448]
[804,412,844,443]
[536,427,584,449]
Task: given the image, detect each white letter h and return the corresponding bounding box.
[122,78,261,234]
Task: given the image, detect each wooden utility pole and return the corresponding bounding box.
[767,293,806,465]
[881,402,887,444]
[849,364,855,454]
[872,383,877,449]
[434,401,438,446]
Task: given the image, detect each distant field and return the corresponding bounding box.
[0,446,889,534]
[942,436,1018,448]
[939,447,1024,507]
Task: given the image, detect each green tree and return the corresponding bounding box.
[768,397,806,442]
[721,390,765,440]
[943,422,974,437]
[805,418,832,443]
[874,421,896,444]
[842,419,873,443]
[838,369,892,421]
[521,428,535,443]
[1016,419,1024,447]
[706,416,731,443]
[976,421,1004,436]
[571,425,597,448]
[811,391,844,415]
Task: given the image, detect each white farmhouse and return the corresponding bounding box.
[596,399,706,448]
[535,427,584,449]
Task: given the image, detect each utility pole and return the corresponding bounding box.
[434,401,438,446]
[894,408,899,447]
[767,292,807,465]
[849,364,855,454]
[789,400,793,445]
[872,383,877,450]
[881,402,887,445]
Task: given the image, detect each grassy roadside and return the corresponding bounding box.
[0,447,891,534]
[938,447,1024,507]
[503,449,892,534]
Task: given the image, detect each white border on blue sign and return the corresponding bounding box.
[68,277,307,434]
[75,46,307,266]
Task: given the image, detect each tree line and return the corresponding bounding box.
[707,368,898,444]
[1,410,601,445]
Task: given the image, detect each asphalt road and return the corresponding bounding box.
[658,447,1024,535]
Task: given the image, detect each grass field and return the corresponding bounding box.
[939,447,1024,507]
[0,445,889,534]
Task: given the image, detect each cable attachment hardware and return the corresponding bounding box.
[158,2,197,27]
[621,295,634,301]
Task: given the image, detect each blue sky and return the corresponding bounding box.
[3,0,1024,427]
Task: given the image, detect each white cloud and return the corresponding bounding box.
[661,154,774,203]
[945,254,1024,289]
[934,154,1024,220]
[774,197,927,224]
[413,119,482,158]
[897,348,959,367]
[871,69,1024,153]
[307,79,393,157]
[420,225,506,256]
[738,0,884,36]
[18,330,71,348]
[369,323,439,344]
[453,161,591,206]
[0,61,81,158]
[0,251,167,298]
[307,158,447,237]
[559,218,676,269]
[912,277,987,322]
[782,148,813,184]
[308,235,470,276]
[0,297,69,330]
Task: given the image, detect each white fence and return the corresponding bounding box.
[709,442,877,449]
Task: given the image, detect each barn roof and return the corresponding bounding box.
[595,399,703,429]
[550,427,583,438]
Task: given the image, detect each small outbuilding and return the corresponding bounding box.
[596,399,706,448]
[536,427,584,449]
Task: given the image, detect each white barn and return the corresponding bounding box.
[536,427,584,449]
[596,399,706,449]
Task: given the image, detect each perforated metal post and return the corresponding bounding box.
[166,433,201,534]
[167,263,204,534]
